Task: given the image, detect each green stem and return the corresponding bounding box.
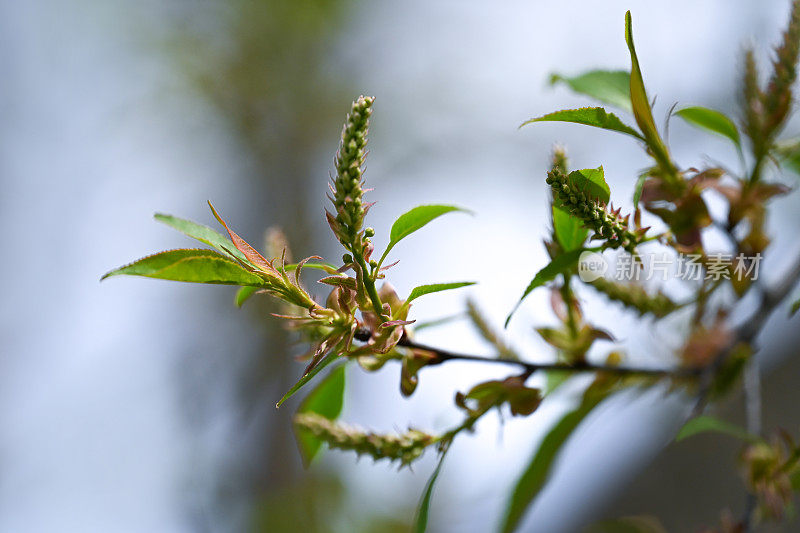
[435,409,485,446]
[748,149,767,185]
[375,245,391,272]
[355,251,385,320]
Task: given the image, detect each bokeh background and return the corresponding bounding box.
[3,1,800,532]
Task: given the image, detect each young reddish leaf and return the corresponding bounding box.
[292,255,323,286]
[549,70,632,112]
[380,319,416,328]
[521,107,643,140]
[294,365,346,467]
[101,249,266,286]
[460,377,542,418]
[506,386,543,417]
[208,201,274,272]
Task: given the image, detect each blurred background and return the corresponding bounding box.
[3,0,800,531]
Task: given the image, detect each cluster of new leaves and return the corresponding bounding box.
[498,5,800,532]
[103,95,478,466]
[677,416,800,529]
[104,3,800,532]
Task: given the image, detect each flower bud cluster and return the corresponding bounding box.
[743,1,800,156]
[546,169,644,252]
[588,277,679,318]
[294,412,435,467]
[329,96,374,252]
[742,50,766,158]
[764,0,800,135]
[550,145,568,175]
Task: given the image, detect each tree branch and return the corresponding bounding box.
[741,358,762,533]
[351,249,800,406]
[691,246,800,417]
[395,336,701,379]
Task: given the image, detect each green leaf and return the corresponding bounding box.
[675,106,741,150]
[101,249,266,286]
[235,286,259,307]
[549,70,632,112]
[625,11,672,171]
[379,205,471,265]
[154,213,246,263]
[505,248,593,327]
[414,449,448,533]
[783,152,800,176]
[521,107,643,140]
[295,365,346,466]
[276,351,342,407]
[567,167,610,204]
[676,415,758,442]
[407,282,476,304]
[775,138,800,175]
[500,383,611,532]
[791,297,800,316]
[633,172,648,209]
[553,201,588,252]
[544,371,571,395]
[552,167,609,252]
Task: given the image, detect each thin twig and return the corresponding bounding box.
[395,337,701,379]
[352,248,800,389]
[742,358,762,533]
[744,359,762,437]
